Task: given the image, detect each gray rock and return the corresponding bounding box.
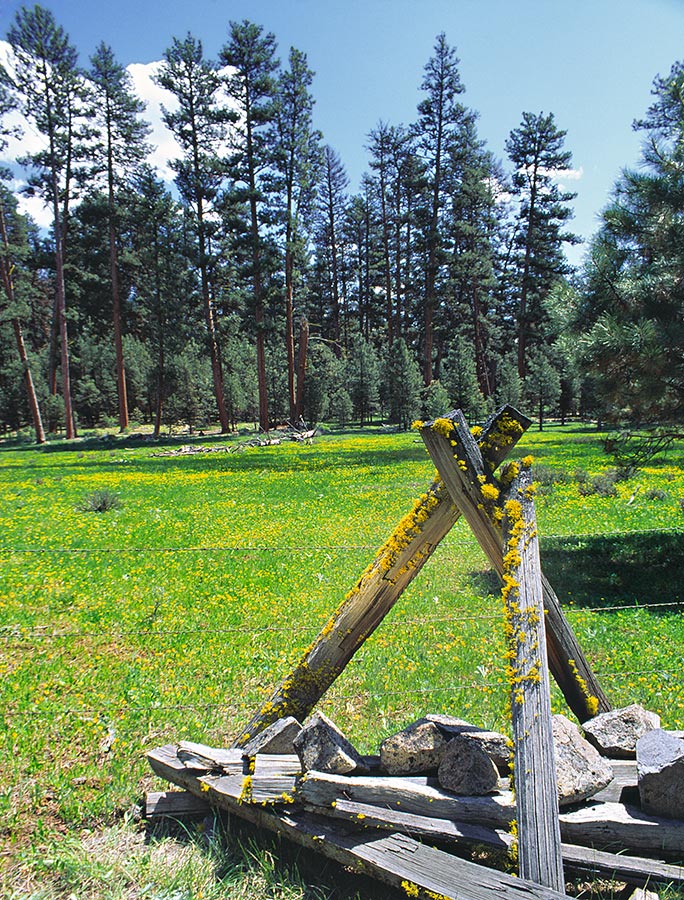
[637,729,684,819]
[241,716,302,757]
[553,714,614,807]
[293,712,365,775]
[426,715,512,773]
[437,734,500,795]
[380,720,446,775]
[583,704,660,759]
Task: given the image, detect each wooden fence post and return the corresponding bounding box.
[420,411,610,723]
[234,406,530,747]
[502,465,565,893]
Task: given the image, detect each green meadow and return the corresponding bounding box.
[1,423,684,898]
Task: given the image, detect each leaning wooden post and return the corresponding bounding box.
[501,464,565,893]
[420,412,610,723]
[234,406,530,747]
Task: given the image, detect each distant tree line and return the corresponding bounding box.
[0,6,681,441]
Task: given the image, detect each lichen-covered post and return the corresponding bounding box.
[234,406,530,748]
[501,463,565,894]
[420,411,609,723]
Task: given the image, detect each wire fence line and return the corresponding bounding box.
[0,525,682,555]
[3,668,682,723]
[1,599,682,644]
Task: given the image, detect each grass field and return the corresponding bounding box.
[1,420,683,898]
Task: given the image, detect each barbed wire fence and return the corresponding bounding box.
[2,529,683,727]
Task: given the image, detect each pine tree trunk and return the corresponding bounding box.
[294,316,308,423]
[0,203,46,443]
[110,210,129,431]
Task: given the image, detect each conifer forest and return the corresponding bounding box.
[1,6,682,441]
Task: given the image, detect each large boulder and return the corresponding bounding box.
[380,719,446,775]
[637,729,684,819]
[553,714,614,806]
[426,715,512,773]
[583,704,660,758]
[293,711,365,775]
[437,734,499,795]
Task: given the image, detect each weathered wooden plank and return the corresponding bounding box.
[234,406,532,747]
[299,770,516,828]
[296,769,684,860]
[420,412,610,723]
[560,844,684,889]
[559,801,684,858]
[148,745,684,895]
[252,754,302,776]
[148,745,565,900]
[501,467,564,891]
[319,797,512,849]
[145,790,212,819]
[314,797,684,888]
[592,760,638,803]
[177,741,245,772]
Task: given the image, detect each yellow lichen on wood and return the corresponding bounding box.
[568,658,599,717]
[239,775,252,804]
[430,417,456,437]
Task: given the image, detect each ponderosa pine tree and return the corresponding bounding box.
[505,111,578,378]
[0,62,45,443]
[88,42,150,431]
[127,166,194,436]
[7,4,89,438]
[445,117,501,398]
[578,61,684,431]
[274,46,321,422]
[368,122,397,349]
[415,33,470,385]
[315,145,349,348]
[221,20,279,432]
[155,33,232,431]
[385,336,421,428]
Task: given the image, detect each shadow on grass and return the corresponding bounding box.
[466,531,684,611]
[146,810,409,900]
[540,531,684,609]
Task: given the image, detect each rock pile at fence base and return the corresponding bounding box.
[583,705,660,759]
[637,729,684,819]
[553,715,613,806]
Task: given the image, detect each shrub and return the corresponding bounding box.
[645,488,667,501]
[77,490,121,513]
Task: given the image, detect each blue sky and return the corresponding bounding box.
[1,0,683,264]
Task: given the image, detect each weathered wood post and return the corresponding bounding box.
[234,406,530,747]
[420,411,609,723]
[501,464,564,892]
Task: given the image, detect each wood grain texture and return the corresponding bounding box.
[420,411,610,722]
[502,468,564,892]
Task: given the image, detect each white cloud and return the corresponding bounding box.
[541,165,584,182]
[126,61,182,182]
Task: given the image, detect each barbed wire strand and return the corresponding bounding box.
[3,667,682,721]
[1,598,682,642]
[0,525,682,555]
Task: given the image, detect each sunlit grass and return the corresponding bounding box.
[1,422,683,897]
